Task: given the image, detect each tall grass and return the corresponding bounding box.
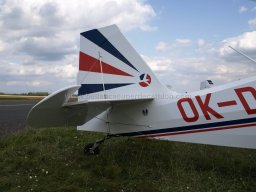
[0,127,255,192]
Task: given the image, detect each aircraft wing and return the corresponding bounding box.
[27,85,153,128]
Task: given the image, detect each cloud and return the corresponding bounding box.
[152,25,256,93]
[150,31,256,93]
[219,31,256,60]
[0,0,156,93]
[6,80,46,87]
[141,55,174,72]
[155,38,192,52]
[17,36,77,61]
[175,39,191,46]
[0,62,77,78]
[0,40,6,52]
[144,53,256,93]
[1,1,255,94]
[239,6,248,14]
[197,39,205,47]
[0,0,156,33]
[0,60,78,93]
[155,41,169,52]
[248,18,256,29]
[142,55,213,92]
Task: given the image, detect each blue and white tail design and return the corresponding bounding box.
[77,25,168,100]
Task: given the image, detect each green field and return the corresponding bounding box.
[0,94,77,103]
[0,95,45,101]
[0,127,256,192]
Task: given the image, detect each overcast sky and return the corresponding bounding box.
[1,0,256,93]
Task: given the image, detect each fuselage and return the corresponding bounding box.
[78,76,256,149]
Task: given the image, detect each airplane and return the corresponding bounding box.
[27,24,256,154]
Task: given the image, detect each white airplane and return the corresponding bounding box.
[27,25,256,154]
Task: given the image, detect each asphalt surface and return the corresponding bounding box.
[0,100,38,136]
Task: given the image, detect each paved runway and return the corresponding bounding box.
[0,100,38,136]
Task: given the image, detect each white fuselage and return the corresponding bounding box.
[78,76,256,149]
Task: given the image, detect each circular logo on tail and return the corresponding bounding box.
[139,73,151,87]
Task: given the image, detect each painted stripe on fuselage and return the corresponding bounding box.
[80,29,139,72]
[115,117,256,137]
[141,122,256,138]
[78,83,134,95]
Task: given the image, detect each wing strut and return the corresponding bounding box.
[229,45,256,64]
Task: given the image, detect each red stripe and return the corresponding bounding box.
[140,123,256,138]
[79,52,133,77]
[217,100,237,107]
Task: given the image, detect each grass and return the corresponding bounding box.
[0,127,256,192]
[0,95,45,101]
[0,94,77,102]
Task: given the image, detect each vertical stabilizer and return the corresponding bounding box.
[77,25,168,101]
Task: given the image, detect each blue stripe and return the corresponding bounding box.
[113,117,256,137]
[78,83,133,95]
[80,29,139,72]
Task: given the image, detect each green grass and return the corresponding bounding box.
[0,95,45,101]
[0,127,256,192]
[0,94,77,101]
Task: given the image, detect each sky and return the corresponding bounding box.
[0,0,256,93]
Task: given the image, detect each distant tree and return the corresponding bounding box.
[27,92,49,96]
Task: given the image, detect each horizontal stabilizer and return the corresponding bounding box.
[27,85,153,128]
[27,86,108,128]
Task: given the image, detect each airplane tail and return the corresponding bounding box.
[77,25,168,101]
[27,25,256,150]
[27,25,163,129]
